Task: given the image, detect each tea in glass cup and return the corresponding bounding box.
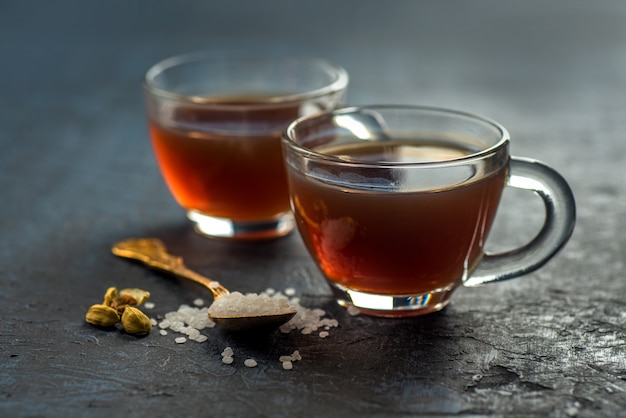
[144,53,348,240]
[282,105,576,316]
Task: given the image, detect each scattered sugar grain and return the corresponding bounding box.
[273,292,338,336]
[191,334,208,343]
[565,406,580,417]
[150,318,158,326]
[158,303,216,344]
[144,302,155,309]
[168,321,184,332]
[279,350,301,370]
[244,359,258,368]
[347,306,361,316]
[208,281,221,289]
[220,346,234,365]
[186,328,201,339]
[158,288,341,367]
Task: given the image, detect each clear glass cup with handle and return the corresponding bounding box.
[282,105,576,317]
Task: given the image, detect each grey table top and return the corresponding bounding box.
[1,1,625,417]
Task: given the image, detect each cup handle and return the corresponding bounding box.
[464,157,576,287]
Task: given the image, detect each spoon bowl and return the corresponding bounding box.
[111,238,297,331]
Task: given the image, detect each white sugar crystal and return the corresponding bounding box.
[208,281,221,289]
[144,302,155,309]
[150,318,158,326]
[347,306,361,316]
[169,321,185,332]
[247,288,339,335]
[279,350,302,369]
[321,319,339,328]
[222,356,234,365]
[186,328,201,339]
[191,334,208,343]
[159,303,216,344]
[157,287,340,357]
[244,359,258,368]
[208,291,295,317]
[186,310,216,329]
[271,291,338,336]
[565,406,579,417]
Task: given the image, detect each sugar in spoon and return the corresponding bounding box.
[111,238,296,331]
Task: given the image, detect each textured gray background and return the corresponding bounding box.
[1,1,625,417]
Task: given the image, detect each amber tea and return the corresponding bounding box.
[149,100,298,222]
[288,140,507,296]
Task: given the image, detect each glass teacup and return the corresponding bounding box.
[282,105,576,316]
[144,53,348,240]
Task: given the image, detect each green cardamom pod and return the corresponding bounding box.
[102,287,118,307]
[119,288,151,306]
[121,306,152,336]
[85,304,121,327]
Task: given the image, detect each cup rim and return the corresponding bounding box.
[144,51,349,107]
[283,105,511,168]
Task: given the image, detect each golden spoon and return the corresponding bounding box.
[111,238,296,331]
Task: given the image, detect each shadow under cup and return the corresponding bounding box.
[144,53,348,240]
[282,106,576,317]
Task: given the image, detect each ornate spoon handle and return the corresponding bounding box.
[111,238,230,300]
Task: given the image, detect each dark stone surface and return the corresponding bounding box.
[1,1,625,417]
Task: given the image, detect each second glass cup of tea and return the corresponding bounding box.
[282,105,576,317]
[144,53,348,240]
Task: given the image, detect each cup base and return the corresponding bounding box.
[187,210,295,240]
[328,282,458,317]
